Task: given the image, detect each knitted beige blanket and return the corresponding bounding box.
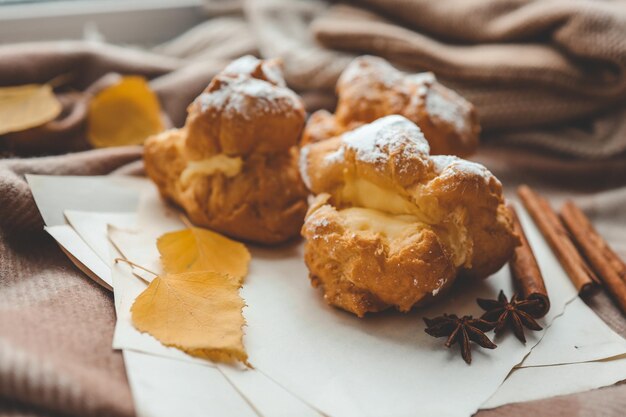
[1,0,625,416]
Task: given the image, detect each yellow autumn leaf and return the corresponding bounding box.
[131,271,248,364]
[157,227,251,282]
[87,76,163,148]
[0,84,62,135]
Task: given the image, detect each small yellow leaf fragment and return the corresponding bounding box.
[0,84,62,135]
[87,76,163,148]
[157,227,251,282]
[131,271,247,364]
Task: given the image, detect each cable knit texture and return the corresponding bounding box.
[0,148,141,417]
[1,0,626,158]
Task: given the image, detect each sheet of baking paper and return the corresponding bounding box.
[29,176,324,417]
[104,182,621,417]
[110,242,269,417]
[37,176,624,416]
[109,226,163,283]
[110,227,325,417]
[128,184,588,415]
[482,354,626,409]
[219,366,324,417]
[236,202,579,417]
[65,210,136,263]
[122,350,258,417]
[73,202,625,370]
[45,224,113,289]
[108,223,626,417]
[108,185,184,281]
[28,175,147,289]
[519,297,626,367]
[26,174,147,226]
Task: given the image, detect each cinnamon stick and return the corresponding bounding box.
[560,201,626,314]
[507,205,550,318]
[517,185,599,294]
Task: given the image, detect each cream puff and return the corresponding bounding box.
[144,55,308,244]
[302,56,480,157]
[300,115,517,317]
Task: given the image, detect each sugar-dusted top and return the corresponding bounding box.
[223,55,285,87]
[338,55,402,89]
[430,154,496,184]
[339,56,434,103]
[338,56,474,139]
[341,115,430,164]
[198,74,303,120]
[425,87,473,137]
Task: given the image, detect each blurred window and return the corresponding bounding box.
[0,0,204,45]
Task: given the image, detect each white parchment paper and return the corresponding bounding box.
[29,175,626,417]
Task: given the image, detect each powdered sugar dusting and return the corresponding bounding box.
[341,115,430,165]
[425,87,472,136]
[407,72,436,86]
[311,217,329,228]
[430,155,493,183]
[324,145,345,164]
[431,277,446,296]
[223,55,285,87]
[261,64,285,87]
[299,145,312,189]
[338,56,403,89]
[199,74,302,120]
[338,57,473,138]
[223,55,259,75]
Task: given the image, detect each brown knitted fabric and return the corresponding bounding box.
[2,0,625,158]
[237,0,626,158]
[0,148,142,236]
[309,0,626,157]
[0,148,142,417]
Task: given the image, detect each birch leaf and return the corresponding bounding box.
[131,271,248,364]
[0,84,62,135]
[157,227,251,282]
[87,76,163,148]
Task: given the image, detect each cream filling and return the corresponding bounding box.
[338,207,423,239]
[338,177,442,223]
[180,154,243,186]
[335,178,470,267]
[340,178,418,216]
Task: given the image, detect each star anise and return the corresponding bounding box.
[423,314,496,364]
[477,291,543,343]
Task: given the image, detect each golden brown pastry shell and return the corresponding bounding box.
[300,116,518,316]
[302,56,480,157]
[185,74,306,158]
[145,130,307,244]
[143,55,308,244]
[302,199,457,317]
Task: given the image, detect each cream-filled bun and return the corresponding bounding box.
[300,115,517,317]
[302,56,480,157]
[144,55,308,244]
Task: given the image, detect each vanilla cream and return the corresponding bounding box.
[338,207,422,239]
[336,179,471,267]
[339,178,417,216]
[180,154,243,186]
